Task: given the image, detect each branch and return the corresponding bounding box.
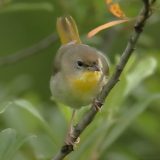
[52,0,156,159]
[0,34,57,67]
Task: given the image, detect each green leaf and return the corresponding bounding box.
[0,99,58,145]
[0,128,34,160]
[125,57,157,95]
[99,94,160,156]
[29,134,56,159]
[57,102,72,122]
[71,118,114,160]
[0,101,12,114]
[102,64,127,113]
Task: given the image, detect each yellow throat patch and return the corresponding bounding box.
[69,71,102,95]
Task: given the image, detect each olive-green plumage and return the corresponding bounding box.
[50,43,109,109]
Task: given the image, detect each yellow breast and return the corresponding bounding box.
[69,71,102,95]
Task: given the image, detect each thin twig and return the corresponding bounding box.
[52,0,156,159]
[0,34,58,67]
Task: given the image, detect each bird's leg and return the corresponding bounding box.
[65,109,80,145]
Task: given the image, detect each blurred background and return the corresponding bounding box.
[0,0,160,160]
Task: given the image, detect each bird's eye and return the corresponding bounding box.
[77,60,83,67]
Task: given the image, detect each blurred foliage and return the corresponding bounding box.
[0,0,160,160]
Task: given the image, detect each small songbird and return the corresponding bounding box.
[50,16,109,145]
[50,43,109,108]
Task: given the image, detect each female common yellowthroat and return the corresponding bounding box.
[50,16,109,144]
[50,42,109,109]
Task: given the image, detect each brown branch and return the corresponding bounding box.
[52,0,156,160]
[0,34,57,67]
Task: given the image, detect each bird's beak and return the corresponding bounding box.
[88,65,100,71]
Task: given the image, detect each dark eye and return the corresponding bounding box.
[77,60,83,67]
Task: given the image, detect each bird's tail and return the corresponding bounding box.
[56,16,81,44]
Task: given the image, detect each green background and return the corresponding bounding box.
[0,0,160,160]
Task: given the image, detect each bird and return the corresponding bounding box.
[50,16,109,145]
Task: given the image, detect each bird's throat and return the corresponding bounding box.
[69,71,102,95]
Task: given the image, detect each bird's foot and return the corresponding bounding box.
[92,98,103,111]
[65,132,80,146]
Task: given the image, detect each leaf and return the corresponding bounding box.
[105,0,127,19]
[0,128,34,160]
[71,118,114,160]
[29,135,57,159]
[88,0,130,38]
[0,99,58,145]
[57,102,72,122]
[0,101,12,114]
[125,57,157,95]
[108,3,127,19]
[99,94,160,156]
[87,19,129,38]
